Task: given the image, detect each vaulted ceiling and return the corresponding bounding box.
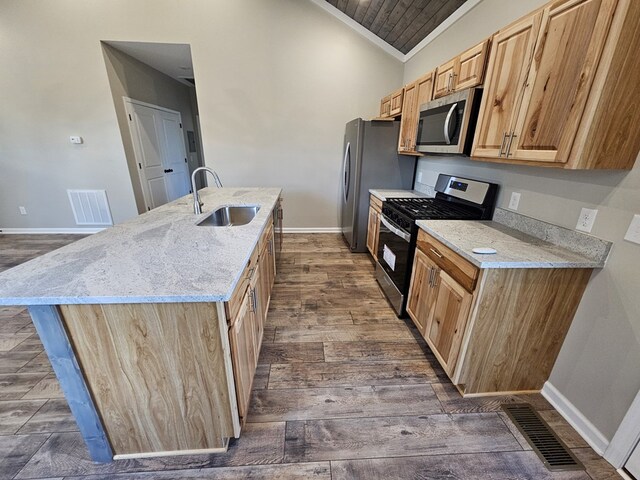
[325,0,469,54]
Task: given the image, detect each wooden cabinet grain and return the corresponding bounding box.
[379,95,392,118]
[433,39,490,99]
[227,216,277,421]
[472,0,638,169]
[398,71,434,155]
[407,229,593,395]
[229,289,256,420]
[389,88,404,116]
[366,195,383,260]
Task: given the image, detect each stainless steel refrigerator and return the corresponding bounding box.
[340,118,416,252]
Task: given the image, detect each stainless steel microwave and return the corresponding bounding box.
[416,88,482,155]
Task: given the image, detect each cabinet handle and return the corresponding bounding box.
[430,248,443,259]
[249,288,257,313]
[506,132,517,158]
[433,270,439,287]
[450,73,457,92]
[268,241,273,255]
[428,267,434,287]
[247,267,255,279]
[499,132,508,157]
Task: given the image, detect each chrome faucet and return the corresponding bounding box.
[191,167,223,214]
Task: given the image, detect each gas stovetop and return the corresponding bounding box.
[386,198,479,220]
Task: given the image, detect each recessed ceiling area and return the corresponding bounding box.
[103,41,195,86]
[326,0,469,54]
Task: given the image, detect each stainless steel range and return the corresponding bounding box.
[375,174,499,316]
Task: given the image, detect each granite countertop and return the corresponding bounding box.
[416,216,610,269]
[0,188,282,305]
[369,189,430,201]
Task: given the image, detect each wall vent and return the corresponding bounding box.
[67,190,113,226]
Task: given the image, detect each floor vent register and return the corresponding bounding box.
[501,403,584,472]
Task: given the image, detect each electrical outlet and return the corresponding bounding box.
[576,208,598,233]
[416,171,423,183]
[69,136,83,144]
[18,206,27,215]
[508,192,521,211]
[624,214,640,245]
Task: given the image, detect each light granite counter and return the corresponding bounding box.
[369,189,430,201]
[0,187,282,305]
[417,210,611,269]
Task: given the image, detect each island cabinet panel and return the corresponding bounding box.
[229,290,258,420]
[59,302,236,457]
[406,248,438,334]
[456,267,592,394]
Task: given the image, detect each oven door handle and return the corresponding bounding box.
[380,215,411,242]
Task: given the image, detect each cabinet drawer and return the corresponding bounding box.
[225,245,260,323]
[370,194,383,212]
[416,229,479,292]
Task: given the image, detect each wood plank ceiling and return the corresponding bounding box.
[326,0,469,54]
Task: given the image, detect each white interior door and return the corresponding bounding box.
[125,99,190,211]
[627,442,640,478]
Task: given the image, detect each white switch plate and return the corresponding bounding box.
[508,192,521,211]
[624,214,640,245]
[576,208,598,233]
[69,136,83,144]
[416,171,423,183]
[18,206,27,215]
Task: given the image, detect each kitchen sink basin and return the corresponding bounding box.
[197,205,260,227]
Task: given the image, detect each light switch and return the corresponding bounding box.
[508,192,521,211]
[624,214,640,245]
[70,136,83,144]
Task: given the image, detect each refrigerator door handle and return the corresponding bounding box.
[342,142,351,203]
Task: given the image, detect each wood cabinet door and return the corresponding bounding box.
[229,291,256,419]
[398,82,417,152]
[472,12,543,159]
[425,269,473,377]
[456,39,490,90]
[433,58,457,99]
[380,95,391,118]
[509,0,617,164]
[406,248,439,335]
[389,88,404,116]
[366,206,379,258]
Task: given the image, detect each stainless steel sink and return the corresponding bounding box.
[197,206,260,227]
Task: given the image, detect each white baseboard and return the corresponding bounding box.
[282,227,342,233]
[0,227,105,234]
[542,381,610,455]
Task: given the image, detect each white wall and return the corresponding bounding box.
[406,0,640,443]
[0,0,403,230]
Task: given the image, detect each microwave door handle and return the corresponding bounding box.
[379,215,411,242]
[443,103,458,145]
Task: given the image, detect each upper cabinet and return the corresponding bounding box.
[379,94,391,118]
[398,71,435,155]
[473,0,639,170]
[433,39,490,99]
[389,88,404,116]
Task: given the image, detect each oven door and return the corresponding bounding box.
[376,214,412,310]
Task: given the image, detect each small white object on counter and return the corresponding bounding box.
[472,247,497,254]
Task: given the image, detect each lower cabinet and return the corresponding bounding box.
[229,289,257,420]
[366,195,382,260]
[407,229,592,395]
[227,217,277,423]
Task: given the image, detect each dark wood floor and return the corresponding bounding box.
[0,233,621,479]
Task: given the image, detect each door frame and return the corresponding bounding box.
[605,388,640,468]
[123,97,188,211]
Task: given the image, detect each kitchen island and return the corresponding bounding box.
[0,187,282,462]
